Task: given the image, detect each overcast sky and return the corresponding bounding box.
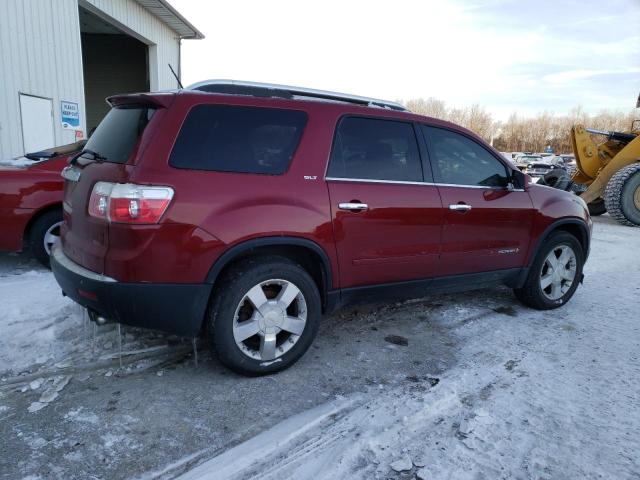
[171,0,639,120]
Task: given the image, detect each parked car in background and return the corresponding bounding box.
[51,81,591,375]
[514,154,543,171]
[525,161,555,178]
[0,141,84,266]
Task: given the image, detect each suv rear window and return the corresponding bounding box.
[169,105,307,175]
[83,107,154,164]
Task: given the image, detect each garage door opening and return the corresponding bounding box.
[79,6,150,133]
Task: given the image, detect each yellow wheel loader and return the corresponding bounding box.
[570,94,640,226]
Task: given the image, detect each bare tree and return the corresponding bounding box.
[403,97,637,154]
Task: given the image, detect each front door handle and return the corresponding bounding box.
[449,204,472,212]
[339,202,369,211]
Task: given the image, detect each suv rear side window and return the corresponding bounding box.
[83,106,154,164]
[422,126,509,187]
[169,105,307,175]
[327,117,423,182]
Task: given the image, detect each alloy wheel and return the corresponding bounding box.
[43,221,63,255]
[232,279,307,361]
[539,245,577,300]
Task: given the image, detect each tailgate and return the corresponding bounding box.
[62,162,131,273]
[60,103,161,273]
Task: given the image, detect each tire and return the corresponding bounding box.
[604,162,640,226]
[514,231,584,310]
[28,209,63,268]
[587,198,607,216]
[207,255,321,376]
[538,169,571,191]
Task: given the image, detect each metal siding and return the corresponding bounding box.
[0,0,84,159]
[0,0,181,159]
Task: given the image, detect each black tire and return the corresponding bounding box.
[539,169,571,191]
[28,209,63,268]
[514,231,584,310]
[604,162,640,226]
[586,198,607,216]
[207,255,321,376]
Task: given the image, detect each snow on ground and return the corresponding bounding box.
[179,216,640,480]
[0,216,638,479]
[0,258,79,373]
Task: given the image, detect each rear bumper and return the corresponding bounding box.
[50,244,211,336]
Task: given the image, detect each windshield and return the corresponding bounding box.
[83,107,155,164]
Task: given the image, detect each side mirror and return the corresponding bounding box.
[511,169,527,190]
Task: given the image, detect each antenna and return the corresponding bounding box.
[168,63,183,89]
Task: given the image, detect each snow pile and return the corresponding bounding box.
[179,216,640,480]
[0,268,79,374]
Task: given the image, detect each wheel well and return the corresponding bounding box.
[211,244,330,311]
[23,204,63,248]
[532,221,589,265]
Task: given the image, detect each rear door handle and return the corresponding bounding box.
[339,202,369,211]
[449,204,472,212]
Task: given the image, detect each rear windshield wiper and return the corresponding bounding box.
[70,149,107,165]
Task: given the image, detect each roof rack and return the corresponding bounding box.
[186,80,407,112]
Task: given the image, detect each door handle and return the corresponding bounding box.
[339,202,369,211]
[449,204,472,212]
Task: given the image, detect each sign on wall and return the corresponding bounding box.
[61,101,80,130]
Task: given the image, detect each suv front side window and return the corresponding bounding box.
[327,117,423,182]
[422,126,509,187]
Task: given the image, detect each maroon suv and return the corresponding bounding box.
[51,81,591,375]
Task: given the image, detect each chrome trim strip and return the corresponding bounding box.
[52,244,117,283]
[325,177,429,186]
[325,176,525,191]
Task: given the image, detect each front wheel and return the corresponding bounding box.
[514,232,584,310]
[207,256,321,375]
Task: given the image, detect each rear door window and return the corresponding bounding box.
[169,105,307,175]
[327,117,424,182]
[422,126,509,187]
[83,107,154,164]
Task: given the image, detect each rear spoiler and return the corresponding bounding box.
[106,92,176,109]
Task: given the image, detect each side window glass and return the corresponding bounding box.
[328,117,423,182]
[422,126,509,187]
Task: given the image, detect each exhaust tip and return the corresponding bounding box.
[87,309,111,325]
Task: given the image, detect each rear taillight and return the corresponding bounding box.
[88,182,174,224]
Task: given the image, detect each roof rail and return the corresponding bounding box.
[186,80,407,112]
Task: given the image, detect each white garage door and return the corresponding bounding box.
[19,94,55,154]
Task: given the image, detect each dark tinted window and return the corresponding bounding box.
[423,126,509,187]
[327,117,423,182]
[83,107,154,164]
[169,105,307,174]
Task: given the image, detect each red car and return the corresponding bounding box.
[51,81,591,375]
[0,142,84,267]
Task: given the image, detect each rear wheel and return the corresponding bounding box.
[514,232,584,310]
[207,256,321,375]
[28,210,63,268]
[604,163,640,226]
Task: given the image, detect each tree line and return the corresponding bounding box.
[403,97,637,154]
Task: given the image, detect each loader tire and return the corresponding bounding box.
[586,199,606,216]
[604,162,640,226]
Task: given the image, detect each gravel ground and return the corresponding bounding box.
[0,215,638,479]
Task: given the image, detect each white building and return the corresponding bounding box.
[0,0,203,160]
